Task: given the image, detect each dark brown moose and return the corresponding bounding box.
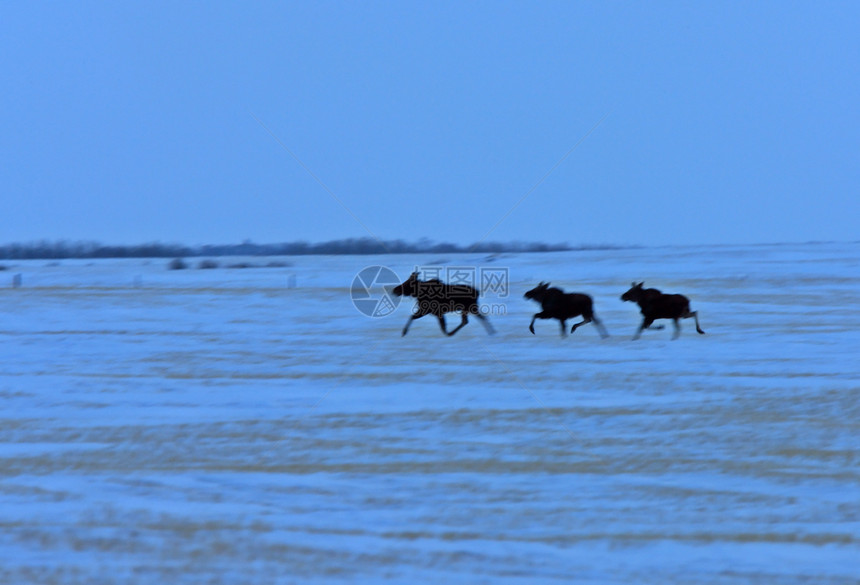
[621,282,705,340]
[392,272,495,337]
[523,282,609,339]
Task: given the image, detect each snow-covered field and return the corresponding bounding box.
[1,242,858,584]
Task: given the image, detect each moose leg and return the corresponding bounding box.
[559,319,567,338]
[402,310,428,336]
[447,312,469,337]
[638,311,663,330]
[570,317,591,334]
[633,317,655,340]
[436,315,448,335]
[591,314,610,339]
[475,312,495,335]
[672,318,681,340]
[402,315,418,336]
[529,311,549,334]
[686,310,705,334]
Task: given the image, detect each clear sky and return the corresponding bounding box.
[3,2,858,247]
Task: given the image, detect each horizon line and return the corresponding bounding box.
[0,237,856,262]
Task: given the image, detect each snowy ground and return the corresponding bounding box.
[0,242,858,584]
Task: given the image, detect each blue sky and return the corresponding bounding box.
[3,2,858,247]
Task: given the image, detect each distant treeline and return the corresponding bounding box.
[0,239,629,260]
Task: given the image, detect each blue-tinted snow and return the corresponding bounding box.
[0,242,858,584]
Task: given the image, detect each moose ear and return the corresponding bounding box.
[545,282,551,288]
[638,281,644,287]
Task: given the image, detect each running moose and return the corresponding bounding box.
[523,282,609,339]
[392,272,495,337]
[621,282,705,340]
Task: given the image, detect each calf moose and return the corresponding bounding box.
[523,282,609,338]
[392,272,495,337]
[621,282,705,340]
